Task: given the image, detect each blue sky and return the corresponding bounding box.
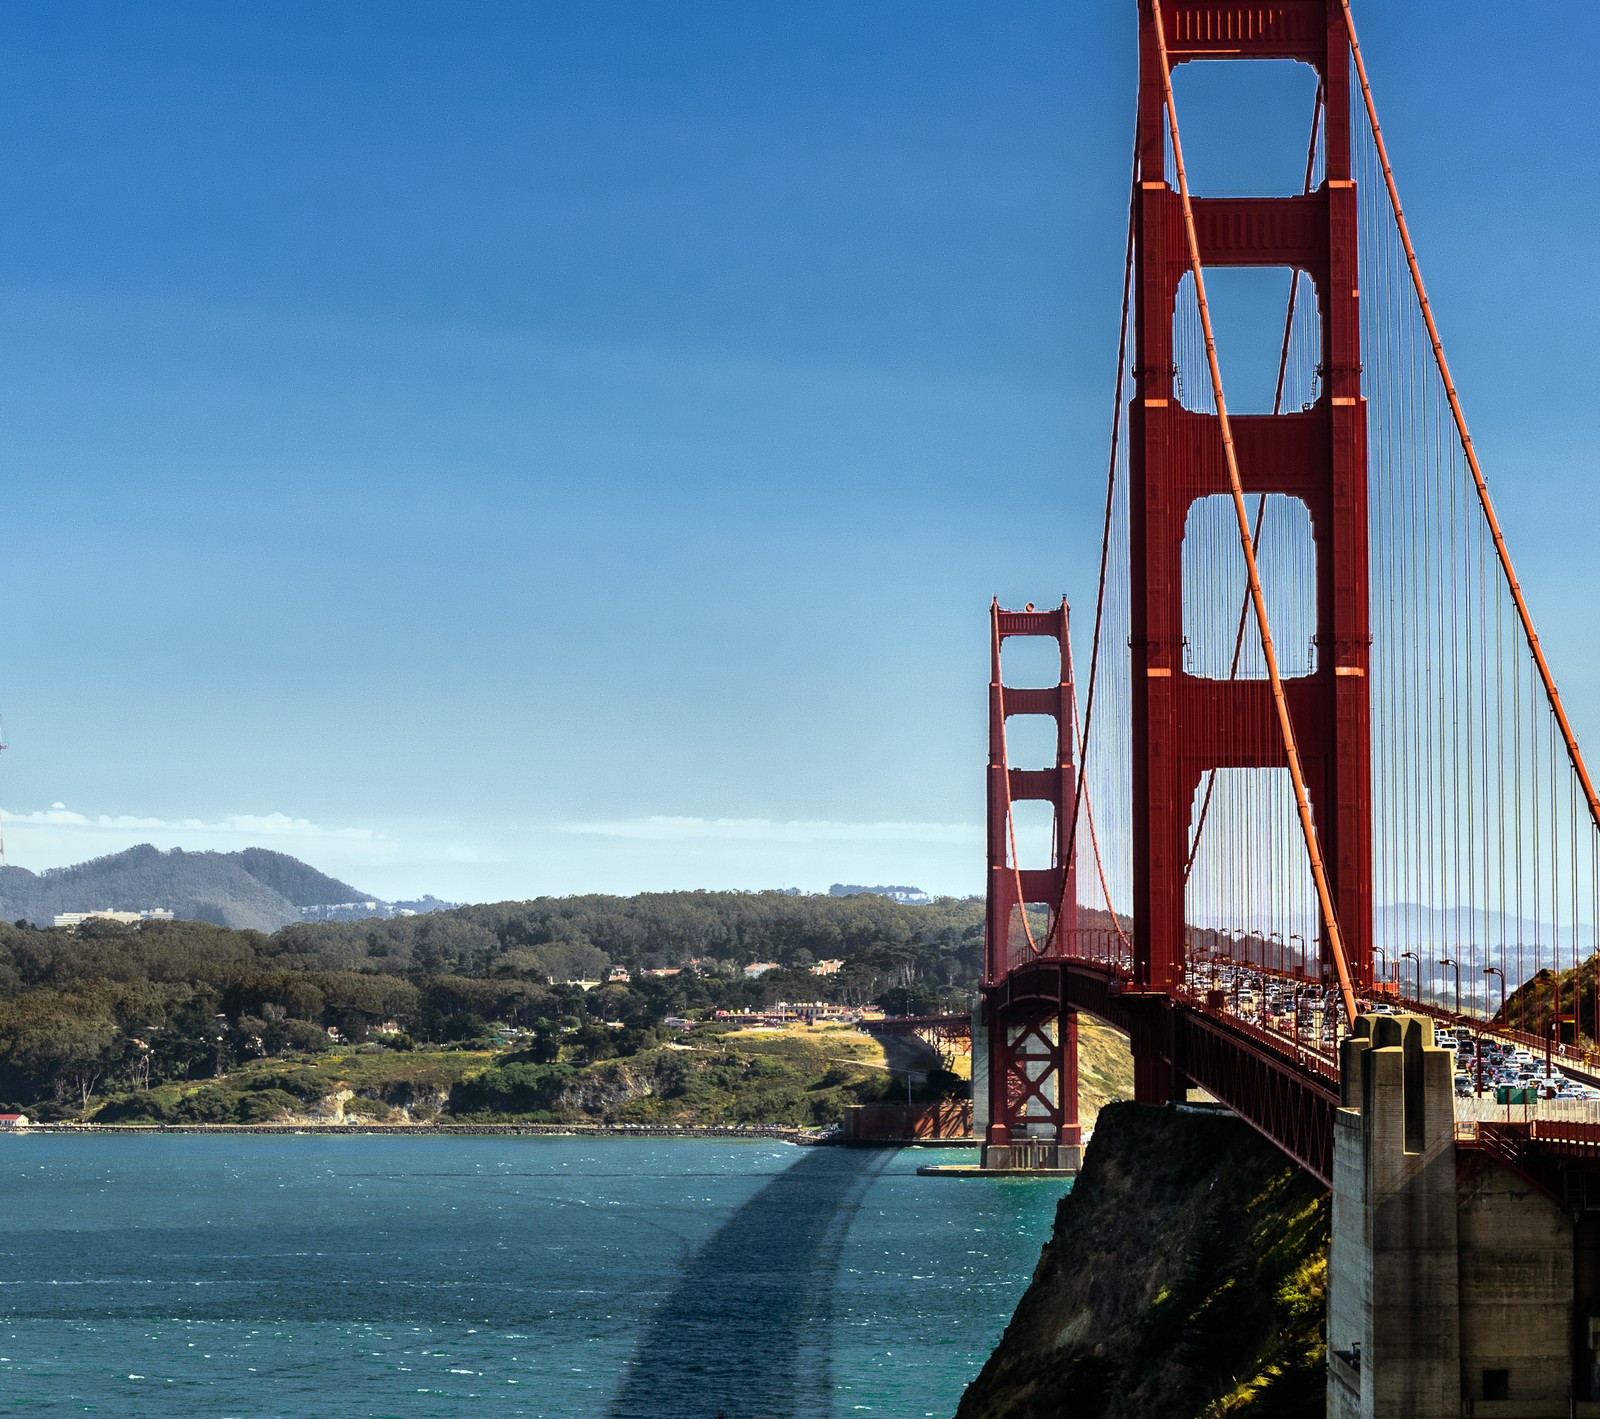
[0,2,1593,902]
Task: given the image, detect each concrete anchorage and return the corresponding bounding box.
[1328,1012,1598,1419]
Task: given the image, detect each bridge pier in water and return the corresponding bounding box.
[979,1001,1082,1173]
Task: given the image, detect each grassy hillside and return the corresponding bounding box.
[89,1025,907,1129]
[1501,951,1600,1045]
[84,1019,1135,1135]
[1079,1019,1135,1128]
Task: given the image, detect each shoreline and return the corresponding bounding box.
[6,1121,829,1142]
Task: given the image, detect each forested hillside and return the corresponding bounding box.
[0,845,370,931]
[219,848,372,910]
[1502,954,1600,1045]
[0,889,984,1120]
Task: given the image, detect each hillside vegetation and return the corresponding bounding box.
[1500,951,1600,1047]
[1077,1019,1136,1128]
[0,888,985,1120]
[91,1024,911,1129]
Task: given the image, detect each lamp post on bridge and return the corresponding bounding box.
[1482,966,1507,1098]
[1483,966,1507,1025]
[1546,968,1560,1079]
[1289,932,1304,980]
[1400,950,1422,1007]
[1516,943,1526,1034]
[1373,943,1388,993]
[1439,957,1461,1018]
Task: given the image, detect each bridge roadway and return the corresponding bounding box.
[978,948,1600,1204]
[871,978,1600,1199]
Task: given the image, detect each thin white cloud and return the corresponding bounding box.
[0,801,513,901]
[563,815,983,846]
[0,806,380,841]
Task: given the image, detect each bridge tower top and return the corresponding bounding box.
[1130,0,1373,1011]
[986,598,1079,985]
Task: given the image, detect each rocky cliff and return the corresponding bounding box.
[957,1102,1329,1419]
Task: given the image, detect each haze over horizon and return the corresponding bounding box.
[0,2,1593,903]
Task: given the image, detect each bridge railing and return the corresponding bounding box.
[1455,1096,1600,1127]
[1459,1117,1600,1186]
[869,1014,971,1035]
[1067,926,1132,968]
[1529,1119,1600,1157]
[990,945,1600,1179]
[1179,981,1341,1085]
[989,929,1133,988]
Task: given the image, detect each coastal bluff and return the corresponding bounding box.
[956,1102,1329,1419]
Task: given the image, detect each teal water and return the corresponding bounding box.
[0,1136,1066,1418]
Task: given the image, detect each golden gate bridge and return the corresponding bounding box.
[968,0,1600,1207]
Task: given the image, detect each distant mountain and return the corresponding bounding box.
[0,845,390,933]
[227,848,373,910]
[1373,901,1563,947]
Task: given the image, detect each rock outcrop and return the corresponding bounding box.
[957,1102,1329,1419]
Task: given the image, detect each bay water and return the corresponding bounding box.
[0,1135,1064,1417]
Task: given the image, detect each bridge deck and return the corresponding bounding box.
[983,949,1600,1193]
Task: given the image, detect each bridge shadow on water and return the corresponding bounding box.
[606,1145,892,1419]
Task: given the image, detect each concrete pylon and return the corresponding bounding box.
[971,998,989,1143]
[1327,1013,1460,1419]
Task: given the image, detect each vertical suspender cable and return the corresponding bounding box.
[1148,0,1359,1026]
[1068,632,1132,952]
[1050,124,1141,955]
[1185,88,1324,886]
[1342,0,1600,840]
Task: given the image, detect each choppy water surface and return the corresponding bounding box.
[0,1136,1063,1418]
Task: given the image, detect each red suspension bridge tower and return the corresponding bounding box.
[1130,0,1373,1062]
[981,0,1381,1159]
[981,599,1081,1171]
